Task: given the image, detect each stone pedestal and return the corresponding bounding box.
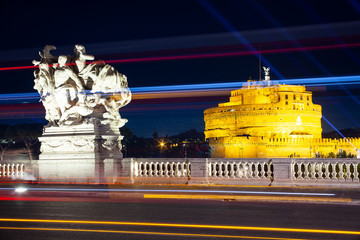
[38,120,123,183]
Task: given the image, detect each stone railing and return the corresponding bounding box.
[1,158,359,187]
[125,158,359,187]
[0,160,38,181]
[291,158,359,183]
[132,158,190,178]
[0,163,25,178]
[207,159,273,180]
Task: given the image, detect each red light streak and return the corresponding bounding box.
[1,42,360,71]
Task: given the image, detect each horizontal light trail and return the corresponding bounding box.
[0,227,307,240]
[1,42,360,72]
[0,187,335,196]
[0,218,359,235]
[130,75,360,93]
[143,194,351,203]
[1,75,360,103]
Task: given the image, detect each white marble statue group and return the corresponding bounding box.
[33,45,131,127]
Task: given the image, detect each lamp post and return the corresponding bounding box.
[183,141,189,158]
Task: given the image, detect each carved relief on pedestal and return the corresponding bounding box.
[101,139,121,151]
[40,138,96,153]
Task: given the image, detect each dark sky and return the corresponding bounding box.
[0,0,360,137]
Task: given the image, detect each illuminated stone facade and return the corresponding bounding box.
[204,78,360,158]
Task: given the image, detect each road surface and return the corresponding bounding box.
[0,184,359,239]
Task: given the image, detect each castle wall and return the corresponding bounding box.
[210,136,360,158]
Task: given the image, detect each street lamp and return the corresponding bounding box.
[159,141,166,151]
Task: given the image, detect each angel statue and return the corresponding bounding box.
[263,66,270,77]
[33,45,131,127]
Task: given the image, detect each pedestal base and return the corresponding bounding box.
[38,121,123,183]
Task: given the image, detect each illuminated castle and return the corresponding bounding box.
[204,68,360,158]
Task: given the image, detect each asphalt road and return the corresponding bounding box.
[0,184,359,240]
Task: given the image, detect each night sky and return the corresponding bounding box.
[0,0,360,137]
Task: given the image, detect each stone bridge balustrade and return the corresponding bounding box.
[0,163,25,177]
[206,159,273,180]
[292,159,360,183]
[1,158,360,187]
[132,159,190,178]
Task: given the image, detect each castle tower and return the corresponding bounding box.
[204,68,323,158]
[204,81,322,140]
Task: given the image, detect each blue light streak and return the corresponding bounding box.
[322,115,358,150]
[0,187,335,196]
[0,75,360,102]
[196,0,285,79]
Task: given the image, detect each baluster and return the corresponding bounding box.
[235,163,240,178]
[253,162,258,179]
[151,162,155,177]
[304,163,310,180]
[0,164,2,177]
[230,162,235,178]
[168,162,172,177]
[324,163,331,180]
[4,164,7,177]
[178,162,183,177]
[207,162,212,177]
[6,164,10,177]
[143,162,147,177]
[187,162,191,177]
[230,163,235,178]
[244,163,250,179]
[330,163,338,181]
[152,162,156,177]
[160,163,164,177]
[147,162,152,177]
[238,163,243,178]
[16,164,19,176]
[213,163,218,177]
[180,162,183,177]
[220,162,225,178]
[223,162,228,178]
[260,163,266,179]
[167,163,171,177]
[147,162,151,177]
[332,163,339,181]
[172,162,176,177]
[297,162,303,180]
[268,162,274,180]
[353,163,359,182]
[136,162,141,177]
[338,163,345,182]
[173,163,178,177]
[311,163,317,180]
[210,163,216,177]
[249,162,253,178]
[345,163,351,182]
[156,162,160,177]
[11,164,15,176]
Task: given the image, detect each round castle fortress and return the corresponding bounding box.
[204,69,360,158]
